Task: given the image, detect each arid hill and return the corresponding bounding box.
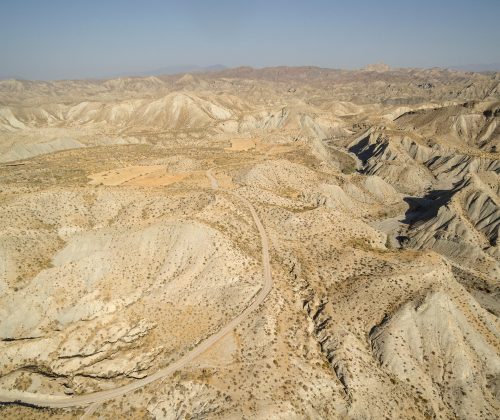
[0,66,498,419]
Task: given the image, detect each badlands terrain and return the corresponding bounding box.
[0,65,498,419]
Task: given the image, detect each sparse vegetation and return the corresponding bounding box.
[0,66,498,420]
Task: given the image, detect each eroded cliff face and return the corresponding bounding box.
[0,67,498,419]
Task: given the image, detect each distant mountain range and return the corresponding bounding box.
[2,63,500,81]
[122,64,227,77]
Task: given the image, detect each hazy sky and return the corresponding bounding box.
[1,0,499,80]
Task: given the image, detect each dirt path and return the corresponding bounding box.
[206,168,219,189]
[0,169,273,409]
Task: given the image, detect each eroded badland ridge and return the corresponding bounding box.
[0,66,499,419]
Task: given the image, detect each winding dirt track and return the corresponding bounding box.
[0,169,273,409]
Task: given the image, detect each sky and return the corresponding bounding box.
[1,0,499,80]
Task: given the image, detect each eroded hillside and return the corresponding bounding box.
[0,66,498,419]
